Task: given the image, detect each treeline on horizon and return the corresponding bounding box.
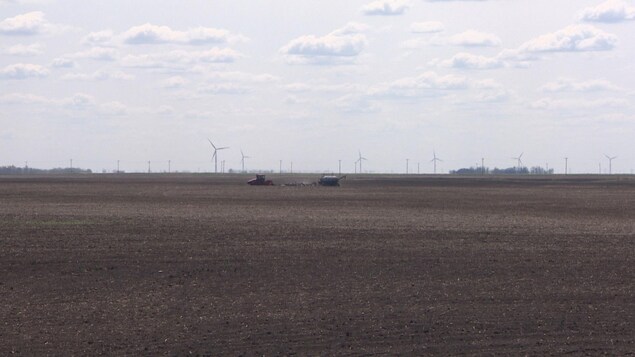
[450,166,554,175]
[0,165,557,175]
[0,165,92,174]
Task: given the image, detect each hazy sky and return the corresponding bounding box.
[1,0,634,174]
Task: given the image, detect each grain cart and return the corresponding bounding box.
[318,175,346,187]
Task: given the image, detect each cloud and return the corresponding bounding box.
[121,48,242,69]
[336,94,380,113]
[162,76,188,88]
[362,0,410,16]
[198,83,251,95]
[0,63,48,79]
[578,0,635,23]
[0,92,54,105]
[370,71,468,98]
[410,21,444,33]
[121,23,243,45]
[64,93,95,108]
[51,57,76,68]
[0,0,52,4]
[0,91,132,115]
[449,30,501,47]
[82,30,114,46]
[206,71,279,83]
[280,23,368,65]
[99,101,128,116]
[0,11,45,35]
[5,42,42,56]
[437,52,504,69]
[69,47,119,61]
[530,97,628,110]
[518,25,617,52]
[540,78,622,92]
[61,70,134,81]
[403,29,499,48]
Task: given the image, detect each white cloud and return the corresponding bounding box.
[5,43,42,56]
[540,78,622,92]
[121,48,242,69]
[0,11,45,35]
[281,23,368,65]
[0,92,54,105]
[206,71,279,83]
[162,76,188,88]
[402,29,499,49]
[70,47,119,61]
[438,52,503,69]
[121,23,242,45]
[330,22,370,36]
[82,30,114,46]
[362,0,410,16]
[530,97,628,110]
[449,30,501,47]
[99,101,128,116]
[579,0,635,23]
[61,70,134,81]
[336,94,380,113]
[198,83,251,95]
[370,71,468,98]
[410,21,444,33]
[64,93,95,108]
[0,63,48,79]
[472,79,511,102]
[518,25,617,53]
[51,57,76,68]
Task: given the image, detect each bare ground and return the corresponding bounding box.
[0,174,634,355]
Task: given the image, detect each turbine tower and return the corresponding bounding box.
[208,139,229,174]
[357,150,367,173]
[431,150,443,174]
[240,149,250,172]
[512,153,524,173]
[605,154,617,175]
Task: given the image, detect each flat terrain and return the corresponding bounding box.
[1,174,634,355]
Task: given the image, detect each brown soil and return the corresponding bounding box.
[1,174,634,355]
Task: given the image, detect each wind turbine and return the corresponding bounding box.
[357,150,367,173]
[512,152,524,173]
[431,150,442,174]
[240,149,250,172]
[208,139,229,174]
[605,154,617,175]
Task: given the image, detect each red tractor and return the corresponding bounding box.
[247,174,274,186]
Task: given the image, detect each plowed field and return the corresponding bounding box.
[1,174,634,355]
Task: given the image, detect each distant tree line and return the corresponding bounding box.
[0,165,92,174]
[450,166,554,175]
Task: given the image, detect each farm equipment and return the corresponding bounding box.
[318,175,346,187]
[247,174,274,186]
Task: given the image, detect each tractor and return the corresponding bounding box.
[247,174,274,186]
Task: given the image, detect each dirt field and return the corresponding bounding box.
[1,174,634,355]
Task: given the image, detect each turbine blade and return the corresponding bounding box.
[207,139,216,149]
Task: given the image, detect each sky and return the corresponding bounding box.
[1,0,634,174]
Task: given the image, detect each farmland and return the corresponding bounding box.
[1,174,634,355]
